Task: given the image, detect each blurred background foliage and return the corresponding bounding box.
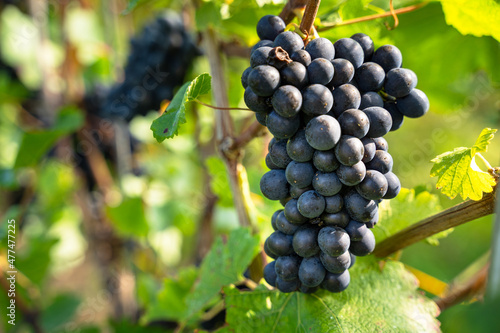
[0,0,499,332]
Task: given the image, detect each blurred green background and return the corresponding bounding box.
[0,0,499,332]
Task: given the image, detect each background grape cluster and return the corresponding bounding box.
[242,15,429,293]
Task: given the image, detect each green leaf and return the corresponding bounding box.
[41,294,80,332]
[185,228,260,318]
[150,73,211,142]
[224,257,440,333]
[438,0,500,42]
[16,237,59,285]
[375,188,449,244]
[430,128,497,200]
[14,107,84,168]
[206,157,233,207]
[142,267,198,322]
[105,197,149,237]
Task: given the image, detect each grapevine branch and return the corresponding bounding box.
[300,0,321,35]
[279,0,308,24]
[374,188,497,257]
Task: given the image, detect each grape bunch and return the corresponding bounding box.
[242,15,429,293]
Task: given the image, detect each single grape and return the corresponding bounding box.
[257,15,286,41]
[290,49,312,66]
[275,255,301,281]
[360,91,384,109]
[272,85,303,118]
[334,38,364,69]
[383,171,401,199]
[307,58,335,85]
[356,170,388,200]
[300,285,319,293]
[280,197,292,208]
[266,111,300,139]
[313,149,340,173]
[324,194,343,214]
[362,106,392,137]
[285,161,315,188]
[255,112,268,126]
[384,101,404,131]
[350,33,374,61]
[284,198,308,225]
[248,65,281,96]
[321,210,350,228]
[251,39,274,54]
[320,250,351,274]
[336,161,366,186]
[397,88,429,118]
[321,270,350,293]
[287,130,314,162]
[354,62,385,92]
[349,252,356,269]
[274,31,304,54]
[372,137,388,151]
[305,37,335,61]
[276,277,300,293]
[335,135,365,166]
[276,211,300,235]
[305,115,341,151]
[361,137,376,163]
[289,185,313,199]
[330,59,355,87]
[301,84,334,116]
[312,171,343,197]
[267,231,294,256]
[263,261,278,286]
[349,229,375,256]
[318,226,350,257]
[293,225,320,258]
[269,139,292,168]
[330,83,361,118]
[265,153,279,169]
[260,169,289,200]
[297,190,326,218]
[344,220,368,241]
[264,237,278,259]
[299,256,327,287]
[244,87,271,112]
[337,109,370,138]
[241,67,252,88]
[385,68,417,98]
[365,150,393,174]
[344,190,378,222]
[372,44,402,72]
[271,209,283,230]
[280,62,309,89]
[250,46,273,67]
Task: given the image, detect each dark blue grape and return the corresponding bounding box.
[269,139,292,168]
[244,87,271,112]
[275,255,301,281]
[271,209,282,230]
[280,62,309,89]
[349,253,356,269]
[313,149,340,173]
[320,251,350,274]
[384,101,404,131]
[344,190,378,222]
[330,84,361,118]
[257,15,286,41]
[330,59,355,87]
[365,150,393,174]
[350,33,374,61]
[290,49,312,66]
[337,109,370,138]
[284,198,308,225]
[276,277,300,292]
[334,38,364,69]
[383,171,401,199]
[276,211,300,235]
[360,91,384,109]
[285,161,315,188]
[318,226,350,257]
[299,256,326,287]
[287,130,314,162]
[248,65,281,96]
[354,62,385,92]
[312,171,343,197]
[297,190,326,218]
[324,194,343,214]
[361,137,376,163]
[267,231,293,256]
[335,135,365,166]
[265,153,279,170]
[290,185,313,199]
[263,261,278,286]
[362,106,392,137]
[256,111,268,126]
[300,285,319,293]
[260,169,289,200]
[321,270,350,292]
[356,170,388,200]
[385,68,417,97]
[336,161,366,186]
[251,39,274,53]
[344,220,368,241]
[305,37,335,61]
[301,84,333,116]
[349,229,375,256]
[307,58,334,85]
[266,111,300,139]
[396,88,429,118]
[372,137,388,151]
[274,31,304,54]
[250,46,273,67]
[241,67,252,88]
[321,210,350,228]
[293,225,320,257]
[272,85,302,118]
[305,115,341,151]
[372,44,402,72]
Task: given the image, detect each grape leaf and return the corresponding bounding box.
[224,257,440,333]
[438,0,500,42]
[185,228,260,318]
[430,128,497,200]
[150,73,211,142]
[105,197,149,237]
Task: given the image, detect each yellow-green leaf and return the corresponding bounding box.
[430,128,497,200]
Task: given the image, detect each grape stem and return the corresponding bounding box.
[279,0,308,24]
[300,0,321,37]
[316,2,428,32]
[195,99,253,112]
[373,186,497,257]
